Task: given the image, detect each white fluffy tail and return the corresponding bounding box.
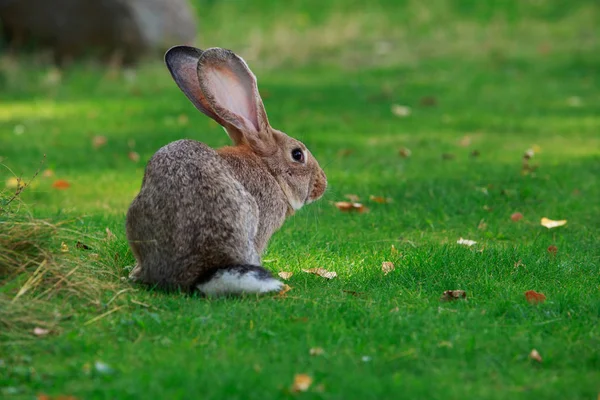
[196,265,283,296]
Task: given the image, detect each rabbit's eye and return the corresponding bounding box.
[291,148,305,163]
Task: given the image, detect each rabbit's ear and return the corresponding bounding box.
[196,48,273,150]
[165,46,240,140]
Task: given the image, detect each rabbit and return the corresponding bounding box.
[125,46,327,296]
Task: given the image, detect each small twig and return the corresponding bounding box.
[34,265,80,301]
[130,299,154,309]
[1,155,46,213]
[12,259,47,302]
[106,288,134,306]
[83,306,123,326]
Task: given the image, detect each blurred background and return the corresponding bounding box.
[1,0,597,69]
[0,0,598,216]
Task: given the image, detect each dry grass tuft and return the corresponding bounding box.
[0,189,130,343]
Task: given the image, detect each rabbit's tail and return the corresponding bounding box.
[195,265,283,296]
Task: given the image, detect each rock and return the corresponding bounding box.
[0,0,197,64]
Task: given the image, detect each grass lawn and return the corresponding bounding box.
[1,1,599,398]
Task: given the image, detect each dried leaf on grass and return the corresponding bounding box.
[274,284,292,297]
[440,290,467,302]
[33,327,50,336]
[382,261,394,275]
[529,349,542,362]
[547,245,558,255]
[398,147,411,158]
[105,228,115,240]
[458,135,471,147]
[457,238,476,246]
[92,135,107,149]
[291,374,313,392]
[278,271,293,280]
[391,104,411,117]
[76,241,91,250]
[52,179,70,190]
[525,290,546,304]
[369,195,392,204]
[334,201,368,213]
[540,217,567,229]
[302,268,337,279]
[511,212,524,222]
[128,151,140,163]
[309,347,324,356]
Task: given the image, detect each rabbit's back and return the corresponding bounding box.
[126,139,260,291]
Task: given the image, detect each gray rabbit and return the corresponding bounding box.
[125,46,327,296]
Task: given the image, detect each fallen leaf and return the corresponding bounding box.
[60,242,69,253]
[33,327,50,336]
[477,220,488,230]
[514,260,525,269]
[529,349,542,362]
[5,177,24,189]
[128,151,140,162]
[511,212,524,222]
[398,147,412,158]
[389,306,400,313]
[278,271,293,280]
[369,195,392,204]
[177,114,189,125]
[344,194,360,202]
[547,245,558,255]
[382,261,395,275]
[438,341,453,348]
[92,135,107,149]
[42,169,54,178]
[419,96,437,107]
[458,135,471,147]
[52,179,70,190]
[525,290,546,304]
[291,374,313,392]
[302,268,337,279]
[334,201,368,213]
[337,148,354,157]
[457,238,477,246]
[309,347,324,356]
[440,290,467,302]
[76,241,91,250]
[523,149,535,160]
[391,245,398,254]
[277,284,292,296]
[541,217,567,229]
[106,227,115,240]
[391,104,411,117]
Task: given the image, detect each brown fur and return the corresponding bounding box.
[126,46,326,293]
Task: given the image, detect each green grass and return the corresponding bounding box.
[1,0,600,398]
